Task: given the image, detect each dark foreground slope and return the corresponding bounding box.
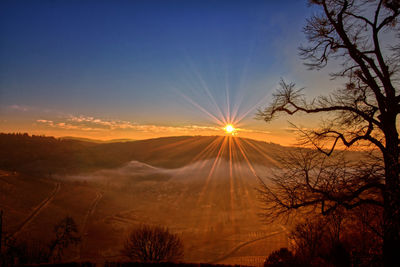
[0,133,290,265]
[0,133,367,265]
[0,133,285,176]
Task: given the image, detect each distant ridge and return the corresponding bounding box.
[0,133,292,176]
[60,136,136,143]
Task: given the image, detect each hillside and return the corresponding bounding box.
[60,136,136,143]
[0,133,289,265]
[0,133,285,176]
[0,133,368,265]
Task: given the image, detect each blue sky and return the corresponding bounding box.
[0,0,326,143]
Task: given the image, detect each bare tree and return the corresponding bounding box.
[288,216,352,267]
[122,225,184,262]
[48,216,81,262]
[258,150,383,217]
[257,0,400,265]
[290,218,328,264]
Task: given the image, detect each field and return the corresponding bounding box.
[1,136,294,265]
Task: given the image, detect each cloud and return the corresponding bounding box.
[237,128,271,134]
[9,105,29,112]
[66,115,135,130]
[36,119,54,125]
[35,115,221,134]
[34,114,272,140]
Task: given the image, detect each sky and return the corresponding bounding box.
[0,0,338,145]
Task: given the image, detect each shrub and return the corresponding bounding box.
[122,225,183,262]
[264,247,295,267]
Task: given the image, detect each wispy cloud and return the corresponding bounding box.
[9,105,30,112]
[37,119,54,125]
[238,128,271,134]
[34,114,273,140]
[35,115,225,134]
[66,115,137,130]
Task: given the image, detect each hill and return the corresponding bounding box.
[0,133,285,176]
[60,136,136,143]
[0,133,289,265]
[0,133,366,264]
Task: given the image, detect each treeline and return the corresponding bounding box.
[0,133,128,176]
[0,133,217,176]
[0,133,200,176]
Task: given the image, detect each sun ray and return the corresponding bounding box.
[233,93,271,125]
[198,79,228,125]
[192,136,224,160]
[195,137,229,235]
[186,59,228,125]
[197,136,228,205]
[234,138,267,232]
[149,136,202,153]
[228,136,256,231]
[232,137,259,180]
[188,136,226,170]
[168,137,226,226]
[240,138,281,167]
[171,136,224,177]
[176,90,225,126]
[230,66,250,124]
[231,138,254,208]
[225,70,231,123]
[235,138,274,222]
[228,136,235,220]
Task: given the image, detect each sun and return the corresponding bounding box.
[224,124,236,135]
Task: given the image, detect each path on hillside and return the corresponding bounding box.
[103,207,140,225]
[78,191,103,259]
[209,229,285,264]
[11,181,61,238]
[0,171,12,184]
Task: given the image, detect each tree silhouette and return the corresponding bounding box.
[264,248,296,267]
[122,225,183,262]
[49,216,81,262]
[288,216,351,267]
[257,0,400,266]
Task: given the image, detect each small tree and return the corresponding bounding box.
[122,225,184,262]
[264,248,296,267]
[49,216,81,262]
[290,219,327,263]
[288,217,351,267]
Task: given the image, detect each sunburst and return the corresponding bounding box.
[167,63,284,242]
[224,124,236,135]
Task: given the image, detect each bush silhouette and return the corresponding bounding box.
[264,248,295,267]
[122,225,183,262]
[1,238,51,265]
[49,216,81,262]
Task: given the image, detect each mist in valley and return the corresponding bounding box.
[54,158,287,265]
[0,134,288,266]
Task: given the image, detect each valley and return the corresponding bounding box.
[0,135,291,265]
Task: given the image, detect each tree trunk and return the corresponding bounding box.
[383,121,400,267]
[383,184,400,266]
[0,210,2,253]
